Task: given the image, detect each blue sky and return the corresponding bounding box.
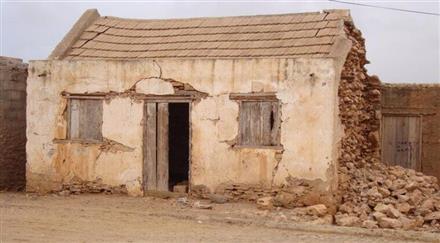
[1,0,439,83]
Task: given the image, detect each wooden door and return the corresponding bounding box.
[382,115,422,170]
[143,102,169,192]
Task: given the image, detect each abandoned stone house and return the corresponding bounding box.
[26,8,380,203]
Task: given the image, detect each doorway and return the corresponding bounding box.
[143,101,190,193]
[168,103,190,189]
[381,115,422,170]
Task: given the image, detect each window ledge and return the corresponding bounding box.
[53,139,104,144]
[233,145,283,150]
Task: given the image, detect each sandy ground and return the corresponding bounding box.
[0,192,436,243]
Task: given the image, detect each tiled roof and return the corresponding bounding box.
[62,10,350,59]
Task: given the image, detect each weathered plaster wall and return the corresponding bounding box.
[381,84,440,180]
[27,58,342,195]
[0,56,27,190]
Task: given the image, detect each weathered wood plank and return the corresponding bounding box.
[83,99,103,141]
[69,99,103,141]
[408,116,421,170]
[382,116,396,166]
[261,102,272,145]
[144,102,157,191]
[69,99,80,139]
[157,103,169,191]
[240,101,252,145]
[249,102,261,145]
[230,92,277,101]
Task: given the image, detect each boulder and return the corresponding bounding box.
[372,211,386,220]
[395,202,411,214]
[377,217,403,229]
[374,203,401,218]
[305,204,328,217]
[193,201,213,210]
[257,197,273,210]
[335,215,360,227]
[408,189,423,206]
[273,192,296,208]
[424,211,440,221]
[362,220,378,229]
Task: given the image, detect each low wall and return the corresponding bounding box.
[0,56,27,190]
[381,83,440,180]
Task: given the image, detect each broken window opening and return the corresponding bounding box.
[67,98,103,141]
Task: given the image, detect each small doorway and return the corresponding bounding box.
[143,101,190,193]
[381,115,422,170]
[168,103,190,189]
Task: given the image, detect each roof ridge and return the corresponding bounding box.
[99,9,348,22]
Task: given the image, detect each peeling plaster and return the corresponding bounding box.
[135,78,175,95]
[27,58,341,195]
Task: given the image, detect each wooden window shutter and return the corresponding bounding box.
[68,99,103,141]
[239,101,280,146]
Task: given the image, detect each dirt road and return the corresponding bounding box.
[0,193,436,242]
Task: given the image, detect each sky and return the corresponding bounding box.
[1,0,439,83]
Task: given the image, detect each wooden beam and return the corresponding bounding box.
[229,92,277,101]
[144,102,157,191]
[156,103,169,191]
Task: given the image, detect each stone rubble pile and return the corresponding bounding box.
[59,177,128,195]
[213,177,337,213]
[336,162,440,231]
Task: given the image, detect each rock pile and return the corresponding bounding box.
[336,162,440,231]
[214,177,337,213]
[59,177,128,195]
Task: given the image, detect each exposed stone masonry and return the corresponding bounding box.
[335,20,440,232]
[58,177,128,196]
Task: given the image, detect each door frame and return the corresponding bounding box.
[142,96,192,194]
[380,112,423,171]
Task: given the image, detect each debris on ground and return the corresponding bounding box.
[60,177,128,195]
[193,201,213,210]
[337,162,440,231]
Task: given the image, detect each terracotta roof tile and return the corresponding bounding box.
[64,10,350,59]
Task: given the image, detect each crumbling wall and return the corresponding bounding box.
[0,56,27,190]
[337,19,381,197]
[27,58,341,199]
[335,21,440,232]
[381,84,440,180]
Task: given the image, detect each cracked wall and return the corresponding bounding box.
[27,58,342,196]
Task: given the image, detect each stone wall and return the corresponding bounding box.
[381,84,440,180]
[337,19,381,200]
[0,56,27,190]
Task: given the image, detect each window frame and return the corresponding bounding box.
[65,95,104,142]
[230,93,282,149]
